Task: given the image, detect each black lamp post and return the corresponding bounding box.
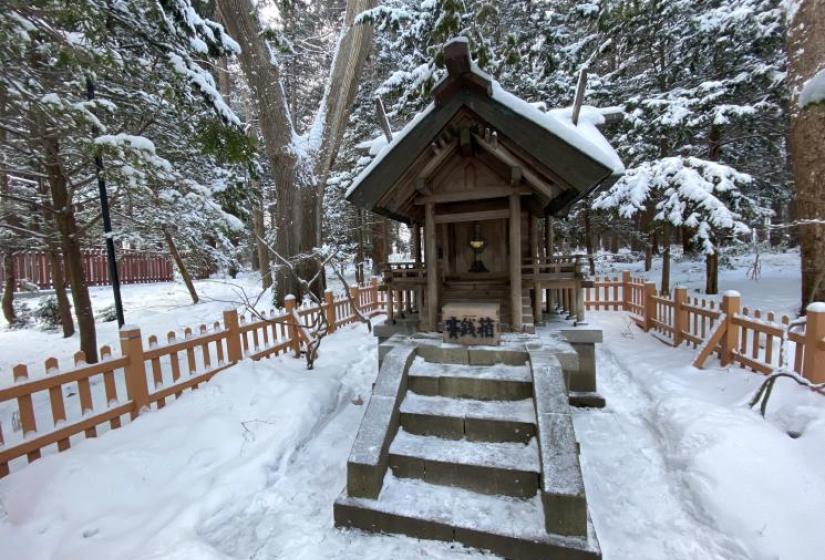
[86,75,125,327]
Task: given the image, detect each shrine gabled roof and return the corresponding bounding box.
[345,38,624,223]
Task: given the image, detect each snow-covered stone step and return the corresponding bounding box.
[407,357,533,401]
[333,474,601,560]
[400,392,537,442]
[388,430,540,497]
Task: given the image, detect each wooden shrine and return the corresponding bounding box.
[346,38,623,333]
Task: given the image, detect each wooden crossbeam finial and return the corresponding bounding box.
[571,68,587,126]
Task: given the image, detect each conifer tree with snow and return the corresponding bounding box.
[593,156,762,293]
[0,0,249,360]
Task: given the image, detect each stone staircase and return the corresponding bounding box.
[334,341,600,560]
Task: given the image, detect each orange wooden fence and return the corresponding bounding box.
[3,272,822,479]
[583,272,825,384]
[0,282,385,477]
[0,249,173,291]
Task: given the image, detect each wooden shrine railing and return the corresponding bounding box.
[0,282,385,478]
[581,271,825,384]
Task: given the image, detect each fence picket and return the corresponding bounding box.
[100,346,121,429]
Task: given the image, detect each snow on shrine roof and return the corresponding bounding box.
[346,103,437,198]
[345,38,625,220]
[345,94,623,200]
[491,84,624,175]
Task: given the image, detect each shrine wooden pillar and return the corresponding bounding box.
[545,216,554,312]
[413,224,422,266]
[425,203,439,330]
[413,223,422,314]
[509,194,523,330]
[530,216,542,322]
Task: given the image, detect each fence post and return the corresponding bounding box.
[803,303,825,383]
[325,289,336,334]
[622,271,631,311]
[643,281,657,331]
[222,308,243,363]
[370,277,379,311]
[673,286,688,347]
[349,285,361,319]
[720,291,741,366]
[284,295,301,357]
[119,325,149,419]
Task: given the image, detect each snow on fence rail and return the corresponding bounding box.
[0,282,385,477]
[582,272,825,384]
[0,249,173,292]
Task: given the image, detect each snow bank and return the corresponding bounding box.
[0,325,369,560]
[0,320,492,559]
[654,397,825,560]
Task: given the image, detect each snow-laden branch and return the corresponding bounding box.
[593,156,759,254]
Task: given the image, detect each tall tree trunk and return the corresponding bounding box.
[216,0,375,304]
[545,216,555,257]
[705,123,724,294]
[31,47,96,358]
[681,226,695,254]
[163,228,199,304]
[705,252,719,295]
[640,205,654,271]
[0,86,14,325]
[370,215,388,275]
[42,137,98,362]
[1,252,15,325]
[43,153,97,364]
[788,0,825,309]
[356,209,365,284]
[37,176,74,337]
[48,248,74,337]
[253,206,272,291]
[661,223,671,295]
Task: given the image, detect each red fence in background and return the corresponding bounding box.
[0,250,173,292]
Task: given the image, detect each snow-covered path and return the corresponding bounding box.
[580,313,825,560]
[575,346,749,559]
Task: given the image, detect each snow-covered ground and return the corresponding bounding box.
[0,274,263,378]
[0,321,495,560]
[2,249,822,560]
[595,248,802,316]
[2,310,823,560]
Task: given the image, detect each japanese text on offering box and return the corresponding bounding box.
[442,303,500,345]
